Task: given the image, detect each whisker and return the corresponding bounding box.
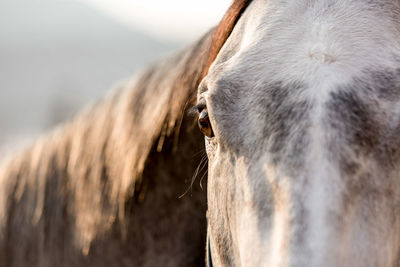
[199,169,208,191]
[179,155,208,198]
[192,148,206,158]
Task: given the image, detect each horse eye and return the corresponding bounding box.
[198,109,214,138]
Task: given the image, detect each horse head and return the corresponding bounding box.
[201,0,400,266]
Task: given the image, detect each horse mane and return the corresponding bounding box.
[0,0,252,263]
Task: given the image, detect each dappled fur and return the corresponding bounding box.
[204,0,400,266]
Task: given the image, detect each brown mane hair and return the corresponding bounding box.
[203,0,253,79]
[0,1,252,266]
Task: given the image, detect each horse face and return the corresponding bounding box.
[199,0,400,266]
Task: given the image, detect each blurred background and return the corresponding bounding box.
[0,0,230,152]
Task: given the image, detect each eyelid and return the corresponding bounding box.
[190,103,207,115]
[190,92,208,115]
[195,103,207,113]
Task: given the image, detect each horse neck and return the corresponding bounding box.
[0,32,211,266]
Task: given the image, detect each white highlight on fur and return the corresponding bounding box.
[264,164,290,267]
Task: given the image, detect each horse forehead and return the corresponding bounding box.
[208,0,400,86]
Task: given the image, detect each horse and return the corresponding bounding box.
[1,0,400,266]
[203,0,400,266]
